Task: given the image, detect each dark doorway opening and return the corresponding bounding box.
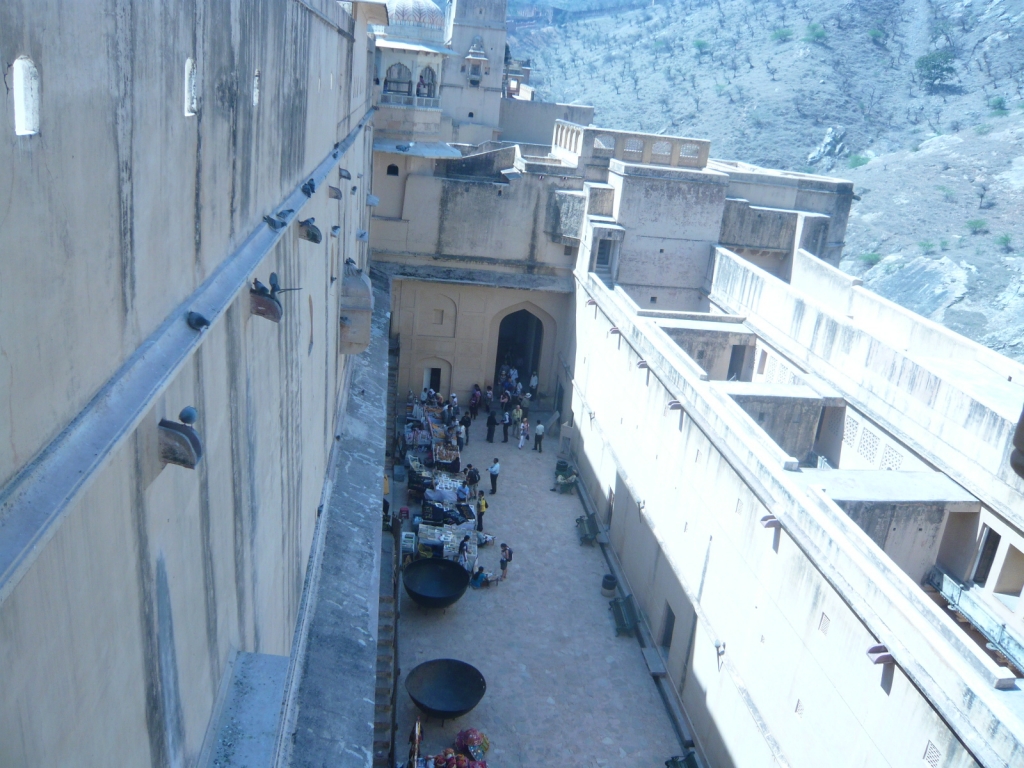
[494,309,543,388]
[727,345,747,381]
[974,527,1002,586]
[661,604,676,651]
[424,367,442,392]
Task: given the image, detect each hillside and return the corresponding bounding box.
[509,0,1024,358]
[840,112,1024,360]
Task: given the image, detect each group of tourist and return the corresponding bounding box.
[480,373,545,453]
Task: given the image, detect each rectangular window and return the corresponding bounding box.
[974,526,1002,587]
[596,239,613,267]
[432,309,444,325]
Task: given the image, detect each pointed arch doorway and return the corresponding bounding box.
[493,309,544,386]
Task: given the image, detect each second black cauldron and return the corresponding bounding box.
[405,659,486,719]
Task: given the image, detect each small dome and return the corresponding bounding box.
[387,0,444,29]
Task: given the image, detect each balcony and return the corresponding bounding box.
[380,92,440,109]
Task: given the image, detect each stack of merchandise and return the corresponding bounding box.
[421,729,489,768]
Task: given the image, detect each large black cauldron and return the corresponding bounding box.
[403,558,470,609]
[405,659,487,719]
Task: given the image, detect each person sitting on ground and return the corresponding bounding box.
[470,566,494,588]
[551,468,578,491]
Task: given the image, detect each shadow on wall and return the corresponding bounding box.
[571,430,742,768]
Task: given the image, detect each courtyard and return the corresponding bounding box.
[395,411,681,766]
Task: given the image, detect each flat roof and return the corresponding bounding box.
[713,380,823,400]
[655,318,755,335]
[794,469,979,508]
[373,140,463,159]
[374,39,453,55]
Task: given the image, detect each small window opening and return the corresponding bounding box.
[563,244,576,257]
[649,296,657,304]
[13,56,40,136]
[470,63,481,77]
[468,111,474,118]
[387,164,400,176]
[596,239,613,267]
[252,69,261,107]
[184,57,198,116]
[974,526,1002,587]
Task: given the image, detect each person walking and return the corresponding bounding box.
[457,422,466,450]
[529,371,539,400]
[465,464,480,497]
[486,410,497,443]
[533,420,545,452]
[484,385,493,413]
[501,410,511,443]
[518,418,529,449]
[488,459,500,495]
[476,491,488,531]
[499,543,513,580]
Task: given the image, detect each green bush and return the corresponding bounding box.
[940,239,950,251]
[771,28,793,43]
[966,219,988,235]
[997,233,1013,252]
[848,154,869,168]
[989,96,1009,116]
[975,124,993,135]
[693,39,710,55]
[915,49,956,91]
[803,23,827,44]
[859,252,882,266]
[919,240,936,254]
[936,185,956,202]
[868,29,886,45]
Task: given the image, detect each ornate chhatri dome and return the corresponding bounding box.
[386,0,444,29]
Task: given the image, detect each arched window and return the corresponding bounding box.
[13,56,40,136]
[387,164,399,176]
[383,63,412,95]
[416,67,437,98]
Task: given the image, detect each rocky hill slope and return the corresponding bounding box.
[840,111,1024,360]
[509,0,1024,358]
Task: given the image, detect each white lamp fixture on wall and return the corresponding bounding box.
[13,56,41,136]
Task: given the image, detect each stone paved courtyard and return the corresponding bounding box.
[395,413,680,767]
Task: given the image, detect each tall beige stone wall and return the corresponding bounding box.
[0,1,378,764]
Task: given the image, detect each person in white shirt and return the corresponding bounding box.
[533,421,545,452]
[529,372,539,399]
[488,458,501,494]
